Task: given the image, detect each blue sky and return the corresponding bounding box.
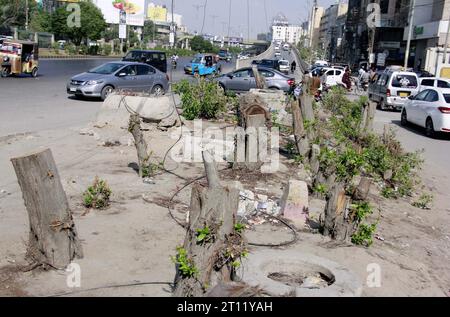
[149,0,342,38]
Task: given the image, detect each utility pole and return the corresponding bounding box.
[443,17,450,64]
[25,0,29,31]
[404,0,416,69]
[170,0,175,48]
[247,0,250,42]
[227,0,232,40]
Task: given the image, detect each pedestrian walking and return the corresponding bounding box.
[291,60,297,73]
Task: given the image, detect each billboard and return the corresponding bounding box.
[148,4,167,22]
[93,0,145,26]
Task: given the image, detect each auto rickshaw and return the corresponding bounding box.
[190,53,221,77]
[0,40,39,77]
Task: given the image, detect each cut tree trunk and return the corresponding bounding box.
[10,149,83,269]
[323,183,354,242]
[252,64,268,89]
[291,99,310,158]
[129,113,150,178]
[353,177,372,201]
[173,151,241,297]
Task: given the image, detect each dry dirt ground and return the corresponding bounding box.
[0,114,449,297]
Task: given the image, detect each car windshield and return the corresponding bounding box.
[279,61,289,66]
[391,74,418,88]
[192,57,203,63]
[89,63,124,74]
[124,51,141,60]
[444,94,450,104]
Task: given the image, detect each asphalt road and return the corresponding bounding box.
[0,57,235,137]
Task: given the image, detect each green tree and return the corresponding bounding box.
[103,24,119,42]
[50,2,107,46]
[142,20,156,41]
[190,35,214,53]
[29,9,51,32]
[0,0,37,28]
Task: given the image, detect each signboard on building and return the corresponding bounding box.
[93,0,145,26]
[377,53,387,66]
[148,4,168,22]
[380,41,400,49]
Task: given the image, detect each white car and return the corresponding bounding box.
[314,60,329,67]
[401,88,450,137]
[278,59,290,74]
[321,67,344,87]
[274,51,281,58]
[418,77,450,92]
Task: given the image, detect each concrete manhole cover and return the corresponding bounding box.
[238,249,362,297]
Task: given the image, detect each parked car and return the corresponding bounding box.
[122,50,167,73]
[66,62,169,101]
[251,59,280,71]
[278,59,290,74]
[320,67,344,87]
[216,66,295,93]
[310,66,326,77]
[368,67,419,111]
[401,88,450,137]
[313,60,329,67]
[418,77,450,92]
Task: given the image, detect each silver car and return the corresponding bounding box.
[67,61,169,100]
[216,66,295,93]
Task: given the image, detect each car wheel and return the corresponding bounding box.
[380,99,388,111]
[101,85,114,101]
[151,85,164,96]
[401,109,408,126]
[31,67,38,78]
[425,117,435,138]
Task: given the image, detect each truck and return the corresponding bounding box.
[424,47,450,79]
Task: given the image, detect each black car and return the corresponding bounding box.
[251,59,280,71]
[122,50,167,73]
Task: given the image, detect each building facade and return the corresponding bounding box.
[319,2,348,62]
[403,0,450,70]
[271,13,302,45]
[309,6,324,49]
[342,0,410,67]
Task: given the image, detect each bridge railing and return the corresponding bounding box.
[235,44,274,69]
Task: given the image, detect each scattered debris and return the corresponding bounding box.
[375,234,385,242]
[143,177,156,185]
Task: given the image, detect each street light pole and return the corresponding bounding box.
[171,0,175,48]
[404,0,416,69]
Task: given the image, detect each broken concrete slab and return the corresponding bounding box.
[280,179,309,229]
[95,93,180,129]
[248,89,287,112]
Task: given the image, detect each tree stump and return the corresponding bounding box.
[128,113,150,178]
[323,183,354,242]
[252,64,268,89]
[353,177,372,201]
[173,151,241,297]
[292,99,310,158]
[11,149,83,269]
